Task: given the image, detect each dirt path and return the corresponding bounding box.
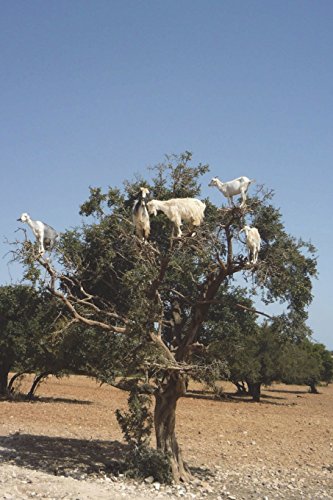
[0,376,332,499]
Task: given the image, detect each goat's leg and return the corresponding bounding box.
[36,229,45,256]
[189,222,197,237]
[38,242,45,256]
[175,225,182,238]
[172,215,182,238]
[239,188,247,207]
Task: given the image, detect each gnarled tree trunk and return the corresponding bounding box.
[154,372,191,482]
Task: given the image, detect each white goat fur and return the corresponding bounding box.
[132,187,150,240]
[18,213,58,256]
[209,176,254,207]
[240,225,261,264]
[147,198,206,237]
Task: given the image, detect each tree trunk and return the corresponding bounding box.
[234,381,247,394]
[154,373,191,482]
[308,383,319,394]
[247,381,261,402]
[0,366,9,397]
[27,372,50,400]
[8,372,25,393]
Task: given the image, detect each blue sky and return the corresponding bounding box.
[1,1,332,348]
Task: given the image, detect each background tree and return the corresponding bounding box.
[0,285,46,396]
[0,283,96,399]
[204,291,320,401]
[279,338,333,393]
[14,152,317,482]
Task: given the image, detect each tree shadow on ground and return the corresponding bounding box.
[34,396,94,405]
[185,389,286,404]
[184,390,233,402]
[231,392,285,401]
[1,395,93,405]
[0,434,128,478]
[267,388,308,395]
[0,433,210,481]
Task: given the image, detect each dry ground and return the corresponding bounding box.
[0,375,332,499]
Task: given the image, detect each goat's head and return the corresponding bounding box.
[139,187,150,199]
[17,212,29,223]
[147,200,158,216]
[208,177,220,187]
[240,225,250,235]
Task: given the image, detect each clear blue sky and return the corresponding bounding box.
[1,1,332,348]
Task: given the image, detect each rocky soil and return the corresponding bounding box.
[0,376,332,499]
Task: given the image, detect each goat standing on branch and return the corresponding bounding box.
[209,176,254,207]
[147,198,206,238]
[17,213,59,256]
[240,225,261,264]
[132,187,150,241]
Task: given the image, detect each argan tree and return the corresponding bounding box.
[0,285,53,396]
[14,152,317,481]
[279,338,333,393]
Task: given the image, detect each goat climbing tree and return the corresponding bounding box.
[15,152,317,482]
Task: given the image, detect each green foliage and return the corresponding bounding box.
[116,387,153,448]
[103,444,172,483]
[121,445,173,483]
[190,358,229,398]
[0,285,44,393]
[149,151,209,199]
[226,323,282,389]
[250,196,317,313]
[279,339,333,388]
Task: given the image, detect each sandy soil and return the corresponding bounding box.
[0,375,332,499]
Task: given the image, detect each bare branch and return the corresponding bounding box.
[47,286,127,333]
[51,318,80,338]
[149,330,175,363]
[195,298,273,319]
[235,302,273,319]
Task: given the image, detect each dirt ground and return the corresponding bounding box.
[0,375,332,499]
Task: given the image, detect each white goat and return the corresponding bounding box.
[147,198,206,238]
[17,213,59,256]
[240,225,261,264]
[132,187,150,241]
[209,176,254,207]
